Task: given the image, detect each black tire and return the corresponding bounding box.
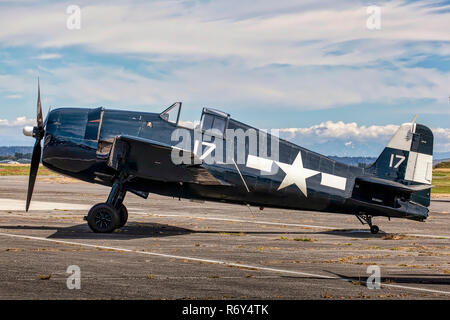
[117,204,128,228]
[87,203,120,233]
[370,225,379,234]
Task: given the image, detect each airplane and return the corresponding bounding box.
[23,81,434,234]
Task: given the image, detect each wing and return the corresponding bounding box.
[107,135,223,185]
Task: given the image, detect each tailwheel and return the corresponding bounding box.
[117,204,128,228]
[356,214,380,234]
[87,203,120,233]
[370,225,380,234]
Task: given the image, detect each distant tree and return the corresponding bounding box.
[14,152,32,160]
[435,161,450,169]
[0,155,14,161]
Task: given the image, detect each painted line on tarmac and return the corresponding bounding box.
[0,198,90,211]
[0,197,447,239]
[137,212,450,240]
[0,231,448,296]
[146,213,331,229]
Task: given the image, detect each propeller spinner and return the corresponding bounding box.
[24,79,46,211]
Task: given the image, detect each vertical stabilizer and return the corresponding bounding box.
[369,121,433,206]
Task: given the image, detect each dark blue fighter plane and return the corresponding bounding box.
[23,82,434,234]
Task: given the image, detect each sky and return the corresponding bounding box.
[0,0,449,156]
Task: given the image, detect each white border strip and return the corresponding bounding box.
[0,231,448,296]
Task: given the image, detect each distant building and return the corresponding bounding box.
[0,160,20,164]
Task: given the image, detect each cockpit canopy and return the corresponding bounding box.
[200,108,230,136]
[159,102,231,137]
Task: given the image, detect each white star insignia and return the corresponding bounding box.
[275,152,320,197]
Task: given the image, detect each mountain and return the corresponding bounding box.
[434,152,450,160]
[0,146,33,156]
[0,146,446,167]
[328,156,376,167]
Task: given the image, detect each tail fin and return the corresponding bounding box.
[370,121,433,206]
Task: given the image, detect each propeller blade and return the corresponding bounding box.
[43,106,52,127]
[26,139,42,212]
[37,78,43,129]
[25,78,46,211]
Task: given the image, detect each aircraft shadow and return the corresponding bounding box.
[318,229,388,238]
[278,274,450,287]
[321,271,450,286]
[0,223,193,240]
[51,222,195,239]
[0,224,389,240]
[49,225,367,240]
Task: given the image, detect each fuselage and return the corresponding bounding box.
[42,107,429,221]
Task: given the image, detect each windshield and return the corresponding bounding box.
[160,102,182,125]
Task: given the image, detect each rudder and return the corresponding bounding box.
[369,121,433,206]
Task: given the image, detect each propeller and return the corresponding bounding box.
[24,78,46,212]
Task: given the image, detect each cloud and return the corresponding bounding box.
[278,121,450,154]
[1,60,446,115]
[0,1,449,67]
[0,74,29,94]
[0,0,449,145]
[5,94,22,99]
[178,120,199,129]
[0,116,36,146]
[0,116,35,127]
[34,53,62,60]
[0,1,448,117]
[279,121,399,141]
[433,127,450,152]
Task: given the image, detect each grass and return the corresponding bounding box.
[432,168,450,194]
[320,292,334,299]
[382,234,418,240]
[293,238,314,242]
[0,164,55,176]
[277,236,316,242]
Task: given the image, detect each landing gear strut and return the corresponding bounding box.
[86,178,128,233]
[356,214,380,234]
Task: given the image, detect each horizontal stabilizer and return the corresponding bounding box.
[357,176,433,193]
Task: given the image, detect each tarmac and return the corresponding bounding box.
[0,176,449,299]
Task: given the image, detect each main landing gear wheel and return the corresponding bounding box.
[87,176,129,233]
[87,203,120,233]
[370,225,380,234]
[117,203,128,228]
